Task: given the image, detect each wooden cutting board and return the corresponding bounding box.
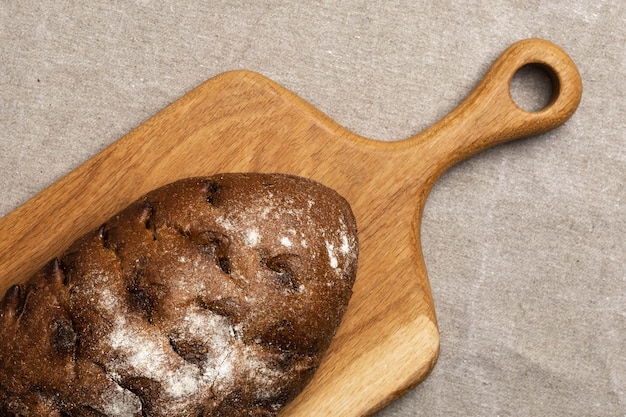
[0,38,581,416]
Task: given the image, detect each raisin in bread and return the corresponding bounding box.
[0,173,358,417]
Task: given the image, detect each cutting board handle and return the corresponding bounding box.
[406,38,582,177]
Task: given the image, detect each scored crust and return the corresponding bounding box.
[0,173,358,417]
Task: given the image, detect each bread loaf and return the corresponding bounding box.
[0,173,358,417]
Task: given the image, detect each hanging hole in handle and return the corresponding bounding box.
[510,63,560,112]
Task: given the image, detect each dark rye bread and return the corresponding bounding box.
[0,173,358,417]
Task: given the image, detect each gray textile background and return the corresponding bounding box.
[1,1,624,416]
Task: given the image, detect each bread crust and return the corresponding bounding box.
[0,173,358,417]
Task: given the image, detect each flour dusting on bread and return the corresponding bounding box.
[0,173,358,417]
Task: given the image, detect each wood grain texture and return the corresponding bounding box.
[0,38,581,416]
